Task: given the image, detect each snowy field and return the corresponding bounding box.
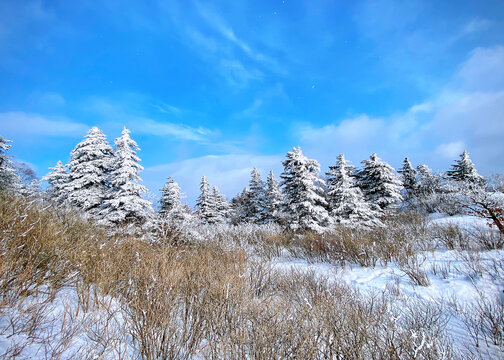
[272,248,504,357]
[269,215,504,358]
[1,213,503,359]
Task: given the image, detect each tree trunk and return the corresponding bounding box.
[483,204,504,234]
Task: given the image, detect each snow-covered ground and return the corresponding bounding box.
[271,215,504,358]
[0,286,129,359]
[1,214,502,359]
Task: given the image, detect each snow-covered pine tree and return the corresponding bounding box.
[416,165,441,198]
[213,185,230,222]
[100,127,153,225]
[446,150,485,184]
[0,135,20,190]
[248,167,268,223]
[412,164,444,213]
[196,175,219,224]
[398,157,417,200]
[326,154,381,228]
[62,127,113,215]
[157,176,194,242]
[358,153,403,211]
[280,146,330,232]
[42,161,70,203]
[160,176,184,215]
[265,170,282,223]
[230,188,253,224]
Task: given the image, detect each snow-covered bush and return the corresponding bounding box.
[155,208,200,246]
[413,164,445,213]
[442,180,504,237]
[462,292,504,353]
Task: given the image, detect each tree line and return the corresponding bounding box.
[1,127,502,233]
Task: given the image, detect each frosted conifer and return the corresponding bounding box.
[42,161,70,203]
[231,188,253,223]
[196,175,218,223]
[63,127,113,215]
[213,185,230,222]
[100,127,153,225]
[446,150,485,184]
[398,157,417,197]
[414,164,443,211]
[157,177,192,241]
[326,154,381,228]
[160,177,184,214]
[358,153,403,210]
[416,165,441,198]
[280,147,330,232]
[0,135,20,190]
[265,170,282,223]
[248,167,268,223]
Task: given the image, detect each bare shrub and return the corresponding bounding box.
[488,257,504,282]
[369,299,454,359]
[467,226,504,250]
[275,210,430,269]
[251,231,293,260]
[462,292,504,353]
[118,247,230,360]
[0,192,460,359]
[432,223,471,250]
[455,250,485,282]
[431,260,452,279]
[397,253,431,286]
[286,231,346,264]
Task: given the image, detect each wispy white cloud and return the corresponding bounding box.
[295,45,504,175]
[143,153,284,206]
[219,59,263,88]
[455,46,504,92]
[37,92,66,107]
[463,17,493,35]
[351,0,501,93]
[193,2,282,72]
[0,0,54,45]
[235,83,289,118]
[435,141,466,159]
[240,98,263,118]
[0,112,88,137]
[131,118,213,142]
[183,26,261,87]
[185,26,220,53]
[163,1,286,88]
[152,102,182,116]
[84,96,215,142]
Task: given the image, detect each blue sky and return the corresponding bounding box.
[1,0,504,205]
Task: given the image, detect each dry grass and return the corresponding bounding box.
[273,211,429,269]
[0,192,460,359]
